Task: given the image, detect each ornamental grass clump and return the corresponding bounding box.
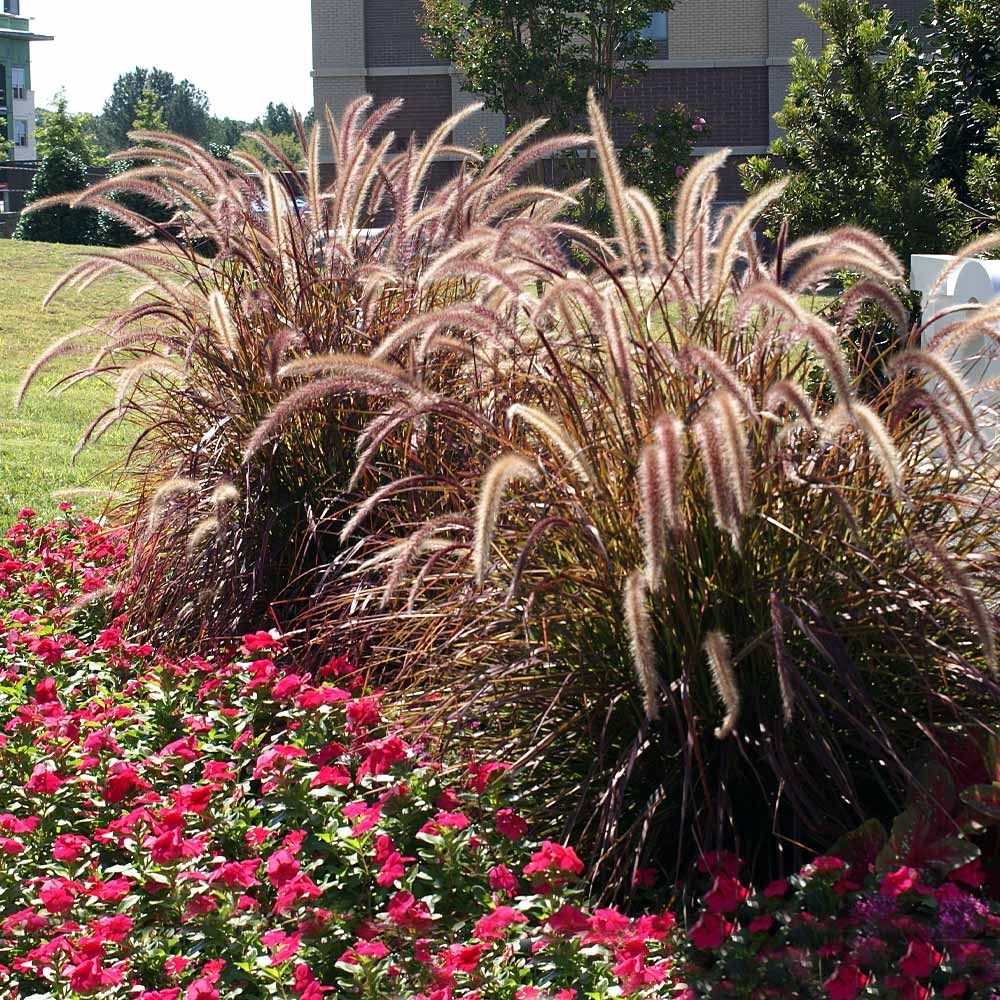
[297,94,1000,895]
[16,100,592,645]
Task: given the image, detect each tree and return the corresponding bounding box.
[207,116,248,150]
[35,89,104,166]
[13,147,101,244]
[258,101,296,136]
[131,85,167,133]
[236,129,304,169]
[420,1,671,130]
[98,67,211,150]
[741,0,1000,260]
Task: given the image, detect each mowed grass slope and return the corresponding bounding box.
[0,240,135,522]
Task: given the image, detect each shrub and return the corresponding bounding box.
[1,508,998,997]
[0,508,676,999]
[681,794,1000,999]
[13,148,103,245]
[297,96,1000,896]
[741,0,1000,259]
[17,99,590,646]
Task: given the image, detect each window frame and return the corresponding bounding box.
[11,67,25,101]
[13,117,28,147]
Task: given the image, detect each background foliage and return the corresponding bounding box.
[741,0,1000,260]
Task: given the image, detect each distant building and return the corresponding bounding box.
[0,0,53,162]
[312,1,929,197]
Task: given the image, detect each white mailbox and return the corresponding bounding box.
[910,253,1000,442]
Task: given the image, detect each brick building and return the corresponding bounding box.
[0,0,52,163]
[311,1,928,191]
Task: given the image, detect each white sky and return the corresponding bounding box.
[27,1,314,122]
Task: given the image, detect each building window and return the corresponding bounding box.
[14,118,27,146]
[11,67,24,101]
[3,1,20,15]
[641,11,668,42]
[0,65,6,108]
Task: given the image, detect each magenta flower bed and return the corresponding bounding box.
[0,508,998,999]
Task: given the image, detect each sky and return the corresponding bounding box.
[27,0,314,122]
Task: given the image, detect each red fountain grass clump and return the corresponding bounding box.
[1,507,998,997]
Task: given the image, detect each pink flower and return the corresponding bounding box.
[523,841,584,878]
[702,873,748,914]
[474,905,527,941]
[266,849,301,888]
[373,834,413,887]
[242,629,282,652]
[185,979,219,1000]
[495,809,528,841]
[25,764,63,795]
[823,963,868,1000]
[881,866,919,898]
[748,914,773,933]
[763,878,789,897]
[900,940,942,979]
[310,765,351,789]
[584,908,631,944]
[688,911,732,950]
[387,891,434,931]
[164,956,190,977]
[439,942,483,974]
[488,864,517,897]
[812,855,847,873]
[69,957,125,993]
[432,810,470,830]
[52,834,89,862]
[39,878,76,914]
[546,904,591,935]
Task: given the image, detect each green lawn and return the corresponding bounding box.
[0,240,136,523]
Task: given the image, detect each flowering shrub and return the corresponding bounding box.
[2,509,998,999]
[682,850,1000,999]
[0,509,680,999]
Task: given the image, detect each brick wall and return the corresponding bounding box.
[616,66,770,148]
[365,0,444,67]
[669,0,768,58]
[365,74,452,147]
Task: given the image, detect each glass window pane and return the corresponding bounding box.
[642,12,668,40]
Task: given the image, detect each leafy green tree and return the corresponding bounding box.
[257,101,296,136]
[207,115,248,150]
[35,89,104,166]
[620,104,708,223]
[131,85,167,132]
[236,129,304,169]
[13,147,101,244]
[421,0,671,129]
[98,67,211,150]
[741,0,1000,259]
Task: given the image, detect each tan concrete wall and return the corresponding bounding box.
[312,0,369,159]
[312,0,365,74]
[768,0,823,60]
[451,75,506,149]
[669,0,769,59]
